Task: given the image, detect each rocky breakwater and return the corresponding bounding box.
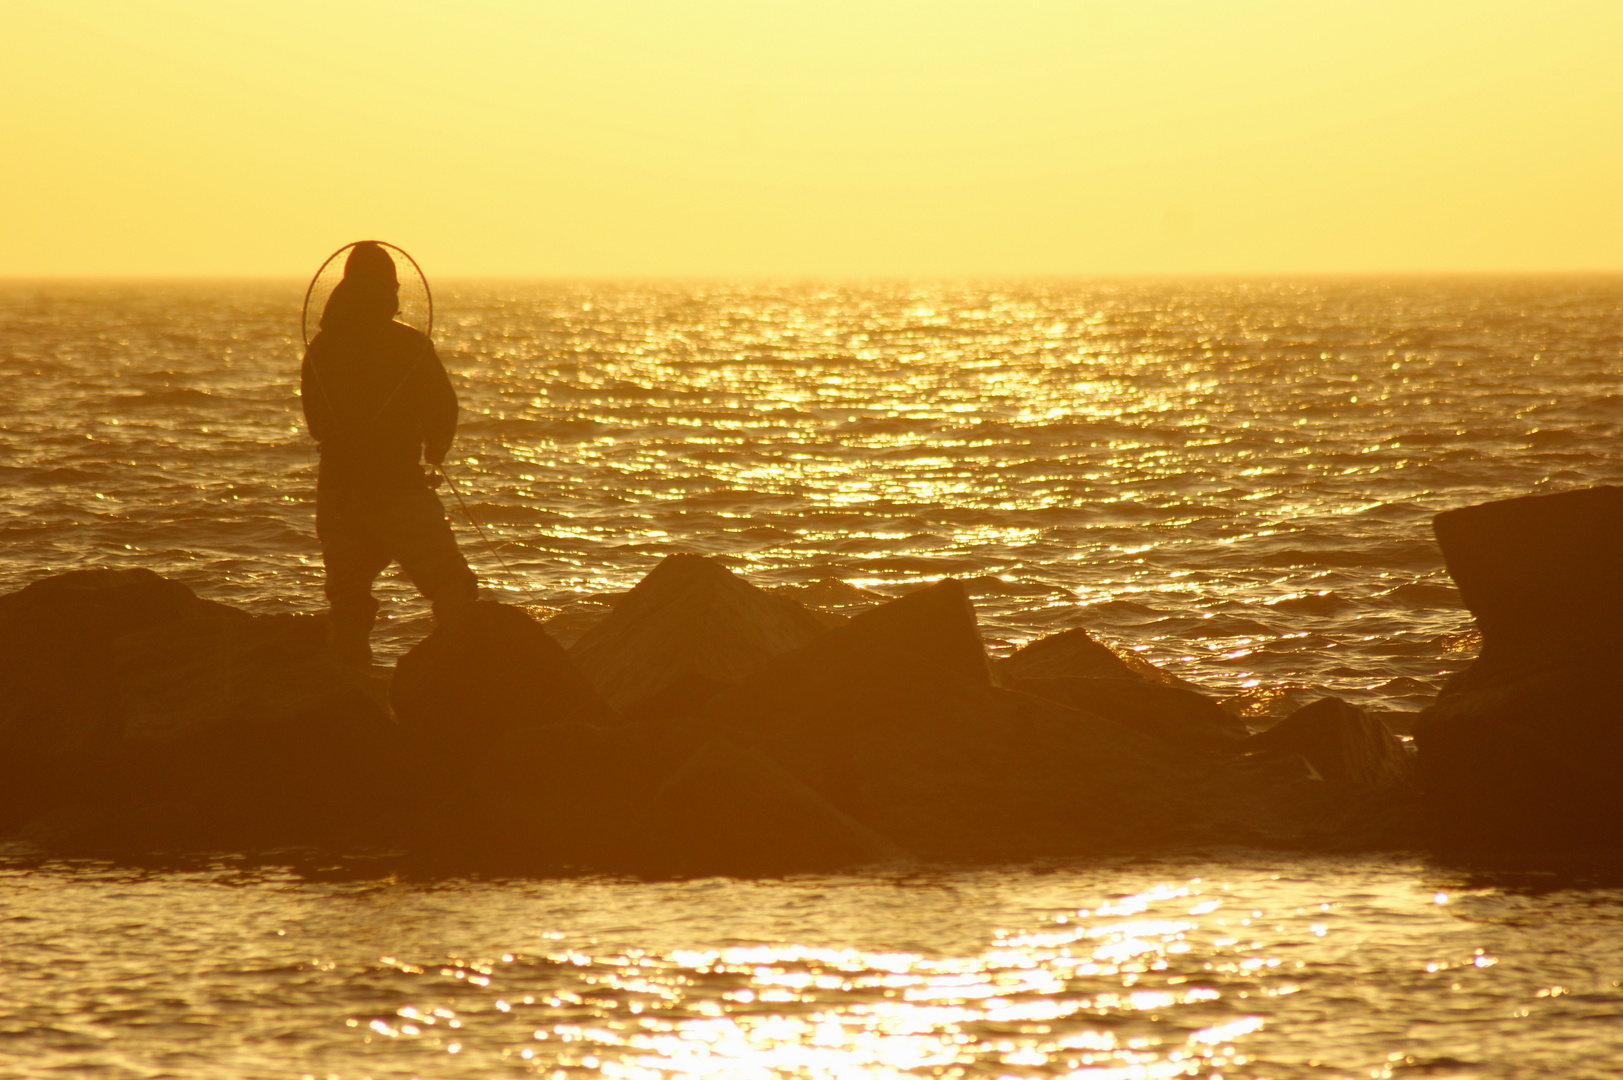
[1415,486,1623,861]
[0,568,399,852]
[0,555,1421,875]
[404,554,1418,874]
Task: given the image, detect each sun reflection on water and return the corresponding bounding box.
[339,877,1329,1078]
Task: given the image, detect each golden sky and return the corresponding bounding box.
[3,1,1618,277]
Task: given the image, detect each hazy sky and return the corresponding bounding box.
[3,1,1619,277]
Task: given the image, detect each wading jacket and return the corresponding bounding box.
[301,317,458,491]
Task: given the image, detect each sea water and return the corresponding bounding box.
[1,278,1620,1077]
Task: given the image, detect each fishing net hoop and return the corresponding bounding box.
[300,239,433,348]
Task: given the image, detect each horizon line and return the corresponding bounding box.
[2,269,1621,284]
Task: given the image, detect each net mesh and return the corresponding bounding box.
[300,240,432,347]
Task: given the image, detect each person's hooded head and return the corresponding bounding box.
[320,241,400,330]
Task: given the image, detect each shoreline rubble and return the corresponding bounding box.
[18,484,1614,876]
[0,554,1422,876]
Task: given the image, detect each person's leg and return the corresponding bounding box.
[317,487,393,665]
[383,486,480,625]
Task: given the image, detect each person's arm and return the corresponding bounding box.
[419,340,458,466]
[300,347,330,443]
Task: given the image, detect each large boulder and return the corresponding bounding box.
[706,580,1225,859]
[412,720,664,873]
[0,569,240,835]
[101,610,400,848]
[2,592,403,851]
[0,568,228,757]
[646,740,908,876]
[115,613,380,744]
[1243,697,1411,786]
[1417,670,1623,857]
[1431,485,1623,676]
[1006,675,1246,751]
[1415,487,1623,858]
[1001,626,1201,691]
[569,554,827,710]
[392,600,611,739]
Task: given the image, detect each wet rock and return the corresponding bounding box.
[19,804,119,855]
[393,600,611,739]
[708,580,1224,859]
[1001,626,1198,691]
[1417,671,1623,857]
[1005,675,1246,751]
[115,612,382,744]
[417,720,664,873]
[570,554,827,710]
[1432,485,1623,677]
[647,739,908,876]
[1244,697,1411,786]
[539,608,608,649]
[1417,487,1623,859]
[117,674,399,849]
[0,568,230,757]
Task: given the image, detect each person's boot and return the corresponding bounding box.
[327,611,375,668]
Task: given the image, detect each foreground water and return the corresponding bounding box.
[4,851,1622,1080]
[2,279,1621,1076]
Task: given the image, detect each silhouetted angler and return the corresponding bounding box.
[301,242,476,665]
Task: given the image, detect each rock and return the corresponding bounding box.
[1244,697,1411,785]
[114,613,381,744]
[1006,675,1246,751]
[0,568,229,756]
[1416,487,1623,859]
[100,610,398,848]
[1001,626,1199,691]
[707,580,1225,859]
[1416,669,1623,857]
[118,673,399,849]
[540,608,608,649]
[1432,485,1623,676]
[393,600,611,739]
[569,554,827,710]
[19,804,120,855]
[647,740,908,876]
[414,720,664,873]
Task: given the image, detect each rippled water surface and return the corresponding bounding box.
[2,279,1621,1076]
[5,279,1622,713]
[4,853,1623,1080]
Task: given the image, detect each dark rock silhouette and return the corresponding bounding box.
[570,553,827,709]
[647,740,908,876]
[1006,675,1246,751]
[1416,487,1623,859]
[0,570,399,848]
[1001,625,1199,690]
[0,568,229,757]
[414,720,661,874]
[393,600,610,738]
[1244,697,1411,786]
[704,580,1227,859]
[116,612,378,744]
[0,559,1433,873]
[1431,484,1623,678]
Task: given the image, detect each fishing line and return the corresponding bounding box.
[436,463,546,606]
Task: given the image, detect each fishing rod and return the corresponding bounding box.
[436,463,549,608]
